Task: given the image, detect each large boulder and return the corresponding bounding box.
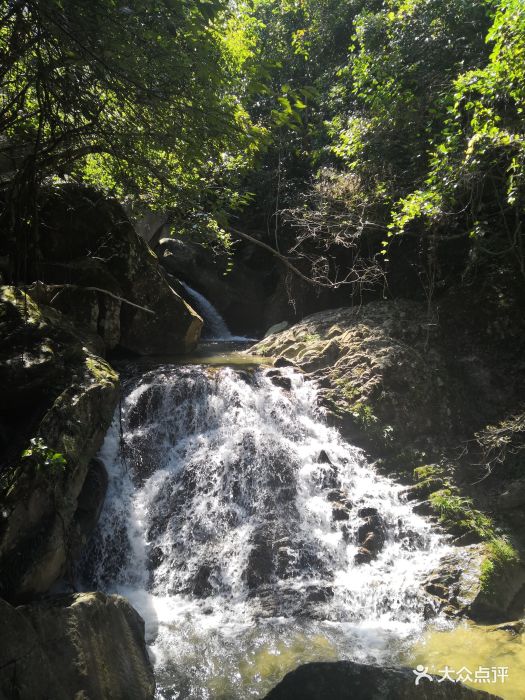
[251,301,453,454]
[263,661,502,700]
[0,592,154,700]
[423,543,525,623]
[35,184,202,355]
[0,287,119,601]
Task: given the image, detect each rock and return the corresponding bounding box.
[28,259,123,352]
[193,564,215,597]
[355,511,386,564]
[70,458,108,560]
[332,506,350,522]
[250,301,452,454]
[0,287,119,601]
[355,548,374,564]
[266,369,292,391]
[423,544,525,622]
[264,321,289,338]
[263,660,501,699]
[318,450,333,465]
[274,356,296,368]
[147,545,164,571]
[357,507,379,518]
[319,465,339,490]
[489,619,524,634]
[246,533,274,590]
[36,185,203,355]
[305,585,333,603]
[0,592,155,700]
[498,478,525,510]
[413,500,435,517]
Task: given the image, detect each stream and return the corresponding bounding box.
[79,295,523,699]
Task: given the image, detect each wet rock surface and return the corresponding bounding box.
[157,235,267,336]
[355,508,387,564]
[423,544,525,622]
[263,661,502,699]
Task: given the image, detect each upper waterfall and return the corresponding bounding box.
[180,282,234,341]
[80,363,450,699]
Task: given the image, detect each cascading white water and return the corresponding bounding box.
[180,282,234,341]
[80,363,451,699]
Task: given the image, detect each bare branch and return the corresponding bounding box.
[42,284,155,315]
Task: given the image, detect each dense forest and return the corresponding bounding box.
[2,0,524,301]
[1,2,525,700]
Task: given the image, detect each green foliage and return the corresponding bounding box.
[349,402,378,429]
[301,332,321,343]
[479,538,520,597]
[414,464,496,540]
[335,0,491,183]
[3,0,525,293]
[0,0,267,269]
[389,0,525,277]
[21,438,67,478]
[430,487,495,539]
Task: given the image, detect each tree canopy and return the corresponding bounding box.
[1,0,524,297]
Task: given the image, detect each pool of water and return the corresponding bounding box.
[405,620,525,699]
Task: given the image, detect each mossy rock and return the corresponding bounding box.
[423,542,525,623]
[0,287,119,601]
[251,301,453,455]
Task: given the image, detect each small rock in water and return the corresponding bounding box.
[318,450,333,465]
[305,585,334,603]
[274,356,295,368]
[147,546,164,571]
[266,370,292,391]
[357,506,378,518]
[192,564,215,598]
[355,511,387,564]
[355,547,374,565]
[413,500,434,517]
[332,506,350,522]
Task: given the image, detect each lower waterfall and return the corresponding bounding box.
[80,362,451,699]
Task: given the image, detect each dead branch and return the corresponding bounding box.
[41,283,155,315]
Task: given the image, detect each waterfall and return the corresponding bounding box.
[80,364,451,699]
[180,282,234,341]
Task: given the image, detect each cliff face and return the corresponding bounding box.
[32,184,203,355]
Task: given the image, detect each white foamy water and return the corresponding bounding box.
[80,364,451,699]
